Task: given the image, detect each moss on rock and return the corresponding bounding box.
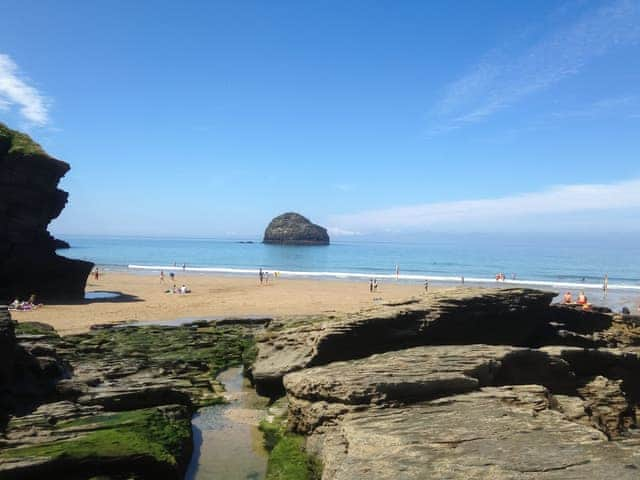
[259,413,322,480]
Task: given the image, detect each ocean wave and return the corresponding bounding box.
[128,265,640,291]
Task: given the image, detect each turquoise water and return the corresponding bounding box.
[60,234,640,286]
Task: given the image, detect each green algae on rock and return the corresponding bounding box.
[259,410,322,480]
[1,315,261,479]
[0,405,192,480]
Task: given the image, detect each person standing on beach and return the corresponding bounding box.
[259,268,264,285]
[603,274,609,296]
[424,280,429,292]
[94,268,99,281]
[373,279,378,292]
[182,263,186,271]
[170,272,175,282]
[160,270,165,283]
[369,279,373,292]
[395,265,399,280]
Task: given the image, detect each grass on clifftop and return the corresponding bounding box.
[259,414,322,480]
[0,122,47,156]
[0,407,191,468]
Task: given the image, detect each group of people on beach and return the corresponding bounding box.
[258,268,280,285]
[9,295,41,311]
[160,270,178,283]
[495,272,517,281]
[165,284,191,295]
[562,290,591,309]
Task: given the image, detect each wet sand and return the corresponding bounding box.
[11,272,433,335]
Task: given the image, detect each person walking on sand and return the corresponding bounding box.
[160,270,165,283]
[424,280,429,292]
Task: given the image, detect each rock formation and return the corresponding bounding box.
[253,288,640,478]
[0,306,259,479]
[0,123,93,303]
[263,212,330,245]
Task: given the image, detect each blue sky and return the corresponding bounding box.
[1,0,639,237]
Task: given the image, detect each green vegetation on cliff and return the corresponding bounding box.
[259,413,322,480]
[0,122,47,156]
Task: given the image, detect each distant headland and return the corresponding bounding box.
[263,212,330,245]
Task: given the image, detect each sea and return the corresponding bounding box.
[60,233,640,311]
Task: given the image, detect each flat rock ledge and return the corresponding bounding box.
[253,287,640,479]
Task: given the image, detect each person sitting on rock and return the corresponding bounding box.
[577,291,588,305]
[563,291,573,304]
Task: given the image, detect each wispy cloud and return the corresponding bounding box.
[329,178,640,233]
[333,183,355,192]
[0,54,49,125]
[428,0,640,135]
[551,95,639,119]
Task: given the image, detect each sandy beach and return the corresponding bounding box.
[10,272,432,335]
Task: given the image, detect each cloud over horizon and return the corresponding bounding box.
[0,53,49,125]
[329,178,640,234]
[428,0,640,135]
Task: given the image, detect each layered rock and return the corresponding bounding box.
[253,288,556,395]
[253,288,640,478]
[306,386,640,480]
[0,307,69,425]
[0,313,258,479]
[263,212,330,245]
[0,123,93,302]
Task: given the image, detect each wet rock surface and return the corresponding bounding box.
[0,123,93,303]
[253,288,640,479]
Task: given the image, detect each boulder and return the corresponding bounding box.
[0,122,93,302]
[263,212,330,245]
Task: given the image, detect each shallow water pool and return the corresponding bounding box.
[185,367,269,480]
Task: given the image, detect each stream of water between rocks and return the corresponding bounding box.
[185,366,269,480]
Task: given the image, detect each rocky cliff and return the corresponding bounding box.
[0,123,93,302]
[253,288,640,479]
[263,212,330,245]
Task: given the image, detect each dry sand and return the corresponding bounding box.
[11,272,432,335]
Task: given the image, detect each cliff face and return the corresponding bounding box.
[263,212,330,245]
[0,123,93,302]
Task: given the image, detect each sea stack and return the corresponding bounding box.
[0,122,93,302]
[263,212,330,245]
